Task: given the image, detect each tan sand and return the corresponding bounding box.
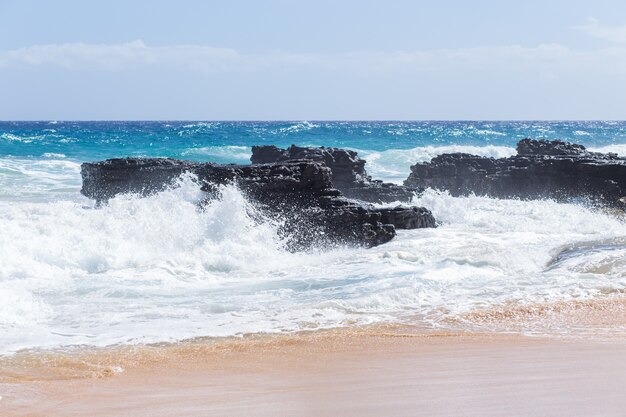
[2,297,626,417]
[1,331,625,417]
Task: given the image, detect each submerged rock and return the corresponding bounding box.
[251,145,420,203]
[404,138,626,206]
[81,157,435,250]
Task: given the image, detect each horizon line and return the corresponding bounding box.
[2,119,626,123]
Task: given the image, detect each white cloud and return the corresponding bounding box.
[0,40,243,71]
[574,17,626,43]
[1,40,626,77]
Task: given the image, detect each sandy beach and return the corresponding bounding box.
[3,298,626,417]
[3,1,626,416]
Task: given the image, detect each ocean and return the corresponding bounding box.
[1,121,626,354]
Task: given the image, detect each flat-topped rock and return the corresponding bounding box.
[251,145,369,185]
[516,138,588,156]
[405,138,626,206]
[251,145,420,203]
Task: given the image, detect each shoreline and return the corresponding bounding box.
[3,331,626,417]
[2,295,625,380]
[2,296,626,416]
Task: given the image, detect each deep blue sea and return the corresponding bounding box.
[1,121,625,354]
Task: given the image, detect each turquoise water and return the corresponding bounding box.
[1,121,625,353]
[3,120,626,163]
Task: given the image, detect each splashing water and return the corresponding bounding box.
[1,121,626,353]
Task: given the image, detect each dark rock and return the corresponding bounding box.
[516,138,587,156]
[81,158,404,249]
[251,145,420,203]
[405,138,626,206]
[81,158,203,203]
[251,145,368,185]
[378,206,437,229]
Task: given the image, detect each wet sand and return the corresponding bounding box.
[2,297,626,417]
[2,331,625,417]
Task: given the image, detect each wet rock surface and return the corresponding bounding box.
[405,139,626,207]
[81,157,436,249]
[251,145,420,203]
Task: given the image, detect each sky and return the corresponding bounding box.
[1,0,626,120]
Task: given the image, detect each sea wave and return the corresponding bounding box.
[181,145,251,163]
[589,144,626,155]
[1,175,625,353]
[1,133,44,143]
[359,145,516,183]
[275,121,319,134]
[0,157,82,200]
[42,152,67,159]
[0,177,291,352]
[176,122,221,136]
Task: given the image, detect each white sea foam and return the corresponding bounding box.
[42,152,66,158]
[1,132,67,143]
[2,140,626,353]
[472,129,506,136]
[0,157,82,201]
[181,122,217,129]
[177,122,220,136]
[1,169,625,353]
[181,145,251,163]
[1,133,29,142]
[589,144,626,155]
[276,121,319,134]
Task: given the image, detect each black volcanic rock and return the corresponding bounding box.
[516,138,588,156]
[81,158,203,202]
[378,206,437,229]
[251,145,368,185]
[404,138,626,206]
[251,145,419,203]
[81,157,435,250]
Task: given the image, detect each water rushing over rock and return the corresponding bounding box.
[4,123,626,353]
[81,156,436,250]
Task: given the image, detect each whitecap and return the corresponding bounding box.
[358,145,516,183]
[589,144,626,156]
[181,145,251,163]
[277,121,319,134]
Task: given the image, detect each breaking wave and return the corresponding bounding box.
[360,145,516,183]
[1,173,625,353]
[2,120,626,353]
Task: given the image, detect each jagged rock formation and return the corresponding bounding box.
[378,206,437,229]
[81,157,436,250]
[405,138,626,206]
[251,145,419,203]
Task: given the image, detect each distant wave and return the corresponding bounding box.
[1,133,35,142]
[359,145,516,183]
[589,144,626,155]
[42,152,66,158]
[181,145,251,163]
[276,121,319,134]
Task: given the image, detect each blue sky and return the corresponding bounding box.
[1,0,626,120]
